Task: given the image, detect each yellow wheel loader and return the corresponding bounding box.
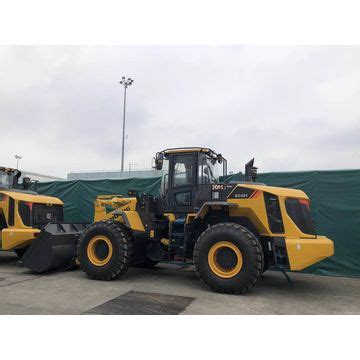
[0,167,86,272]
[75,147,334,294]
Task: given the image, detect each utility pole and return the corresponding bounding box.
[119,76,134,172]
[15,154,22,169]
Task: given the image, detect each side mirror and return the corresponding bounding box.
[154,153,164,170]
[22,177,31,190]
[155,159,163,170]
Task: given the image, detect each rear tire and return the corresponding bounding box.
[193,223,264,294]
[78,221,133,280]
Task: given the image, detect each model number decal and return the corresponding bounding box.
[212,184,226,190]
[228,187,256,199]
[233,193,250,198]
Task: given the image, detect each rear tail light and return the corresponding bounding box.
[25,202,33,211]
[299,198,310,210]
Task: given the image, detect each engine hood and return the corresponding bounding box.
[0,189,63,205]
[237,183,308,199]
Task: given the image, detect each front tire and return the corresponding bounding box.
[78,221,133,280]
[193,223,264,294]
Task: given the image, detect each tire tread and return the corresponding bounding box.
[77,220,133,280]
[193,222,264,295]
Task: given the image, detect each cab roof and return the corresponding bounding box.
[161,147,218,157]
[0,167,18,173]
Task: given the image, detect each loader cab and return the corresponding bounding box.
[155,148,227,214]
[0,167,21,189]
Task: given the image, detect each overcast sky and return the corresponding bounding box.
[0,46,359,178]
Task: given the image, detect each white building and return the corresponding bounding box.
[21,170,65,182]
[67,169,164,181]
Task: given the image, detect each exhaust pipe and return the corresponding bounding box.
[245,158,258,182]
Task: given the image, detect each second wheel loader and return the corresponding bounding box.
[0,166,86,272]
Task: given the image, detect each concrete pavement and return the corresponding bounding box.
[0,251,359,315]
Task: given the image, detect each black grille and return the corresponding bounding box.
[19,201,31,226]
[264,192,284,233]
[8,197,15,226]
[285,198,315,235]
[32,204,63,225]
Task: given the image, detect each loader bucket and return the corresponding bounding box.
[21,223,88,273]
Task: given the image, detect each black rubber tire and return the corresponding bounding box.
[193,222,264,295]
[78,221,133,280]
[14,247,28,258]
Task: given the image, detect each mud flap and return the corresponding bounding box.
[21,223,88,273]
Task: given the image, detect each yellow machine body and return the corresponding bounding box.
[94,195,145,232]
[93,181,334,272]
[226,184,334,271]
[0,189,63,250]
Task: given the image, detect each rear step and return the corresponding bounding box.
[21,222,88,273]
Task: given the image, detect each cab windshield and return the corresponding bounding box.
[0,171,11,188]
[198,154,223,184]
[0,169,20,189]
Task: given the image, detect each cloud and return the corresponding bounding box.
[0,46,359,177]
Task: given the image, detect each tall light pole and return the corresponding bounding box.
[119,76,134,172]
[15,154,22,169]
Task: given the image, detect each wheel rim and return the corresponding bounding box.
[208,241,243,278]
[87,235,113,266]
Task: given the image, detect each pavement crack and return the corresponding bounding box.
[0,275,42,288]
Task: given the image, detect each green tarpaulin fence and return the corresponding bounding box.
[32,169,360,278]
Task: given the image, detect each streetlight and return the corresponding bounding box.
[15,154,22,169]
[119,76,134,172]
